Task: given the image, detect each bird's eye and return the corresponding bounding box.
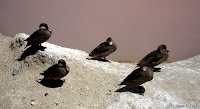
[142,66,147,71]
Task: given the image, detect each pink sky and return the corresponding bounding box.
[1,0,200,61]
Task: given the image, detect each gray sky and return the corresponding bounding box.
[0,0,200,61]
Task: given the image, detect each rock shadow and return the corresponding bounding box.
[86,58,110,62]
[115,86,145,95]
[37,79,64,88]
[17,45,46,61]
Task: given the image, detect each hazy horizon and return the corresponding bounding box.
[1,0,200,61]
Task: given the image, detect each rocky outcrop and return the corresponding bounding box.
[0,33,199,109]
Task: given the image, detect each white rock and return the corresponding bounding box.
[9,33,200,109]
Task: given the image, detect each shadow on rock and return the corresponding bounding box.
[115,86,145,95]
[86,58,110,62]
[37,79,64,88]
[17,45,46,61]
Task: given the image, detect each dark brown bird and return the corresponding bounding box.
[41,59,70,80]
[89,37,117,60]
[120,66,154,87]
[137,44,169,71]
[25,23,52,48]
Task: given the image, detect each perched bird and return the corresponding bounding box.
[88,37,117,60]
[120,66,154,87]
[41,59,70,81]
[25,23,52,48]
[137,44,169,72]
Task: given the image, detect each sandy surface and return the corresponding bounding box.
[0,33,199,109]
[0,33,127,109]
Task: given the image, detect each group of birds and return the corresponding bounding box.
[120,44,169,93]
[21,23,169,93]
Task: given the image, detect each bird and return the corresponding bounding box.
[119,66,153,95]
[120,66,154,87]
[40,59,70,81]
[88,37,117,61]
[24,23,52,48]
[137,44,169,72]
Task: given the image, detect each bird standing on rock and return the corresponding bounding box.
[24,23,52,48]
[137,44,169,72]
[88,37,117,61]
[119,66,154,94]
[120,66,154,87]
[41,59,70,81]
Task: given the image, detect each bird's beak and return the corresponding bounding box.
[48,29,52,33]
[66,67,70,71]
[165,49,170,52]
[149,67,154,71]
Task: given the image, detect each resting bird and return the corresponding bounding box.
[137,44,169,72]
[120,66,154,87]
[119,66,154,94]
[88,37,117,60]
[41,59,70,81]
[25,23,52,48]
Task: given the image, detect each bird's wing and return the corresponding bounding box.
[137,50,161,66]
[120,68,151,85]
[120,69,142,84]
[41,64,59,75]
[25,30,41,41]
[151,53,166,66]
[89,42,111,56]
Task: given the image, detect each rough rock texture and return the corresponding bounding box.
[0,33,199,109]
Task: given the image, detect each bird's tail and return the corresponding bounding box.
[118,82,124,86]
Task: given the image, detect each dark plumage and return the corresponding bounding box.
[41,59,70,80]
[89,37,117,59]
[25,23,52,48]
[120,66,154,87]
[137,45,169,71]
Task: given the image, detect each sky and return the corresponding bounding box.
[0,0,200,61]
